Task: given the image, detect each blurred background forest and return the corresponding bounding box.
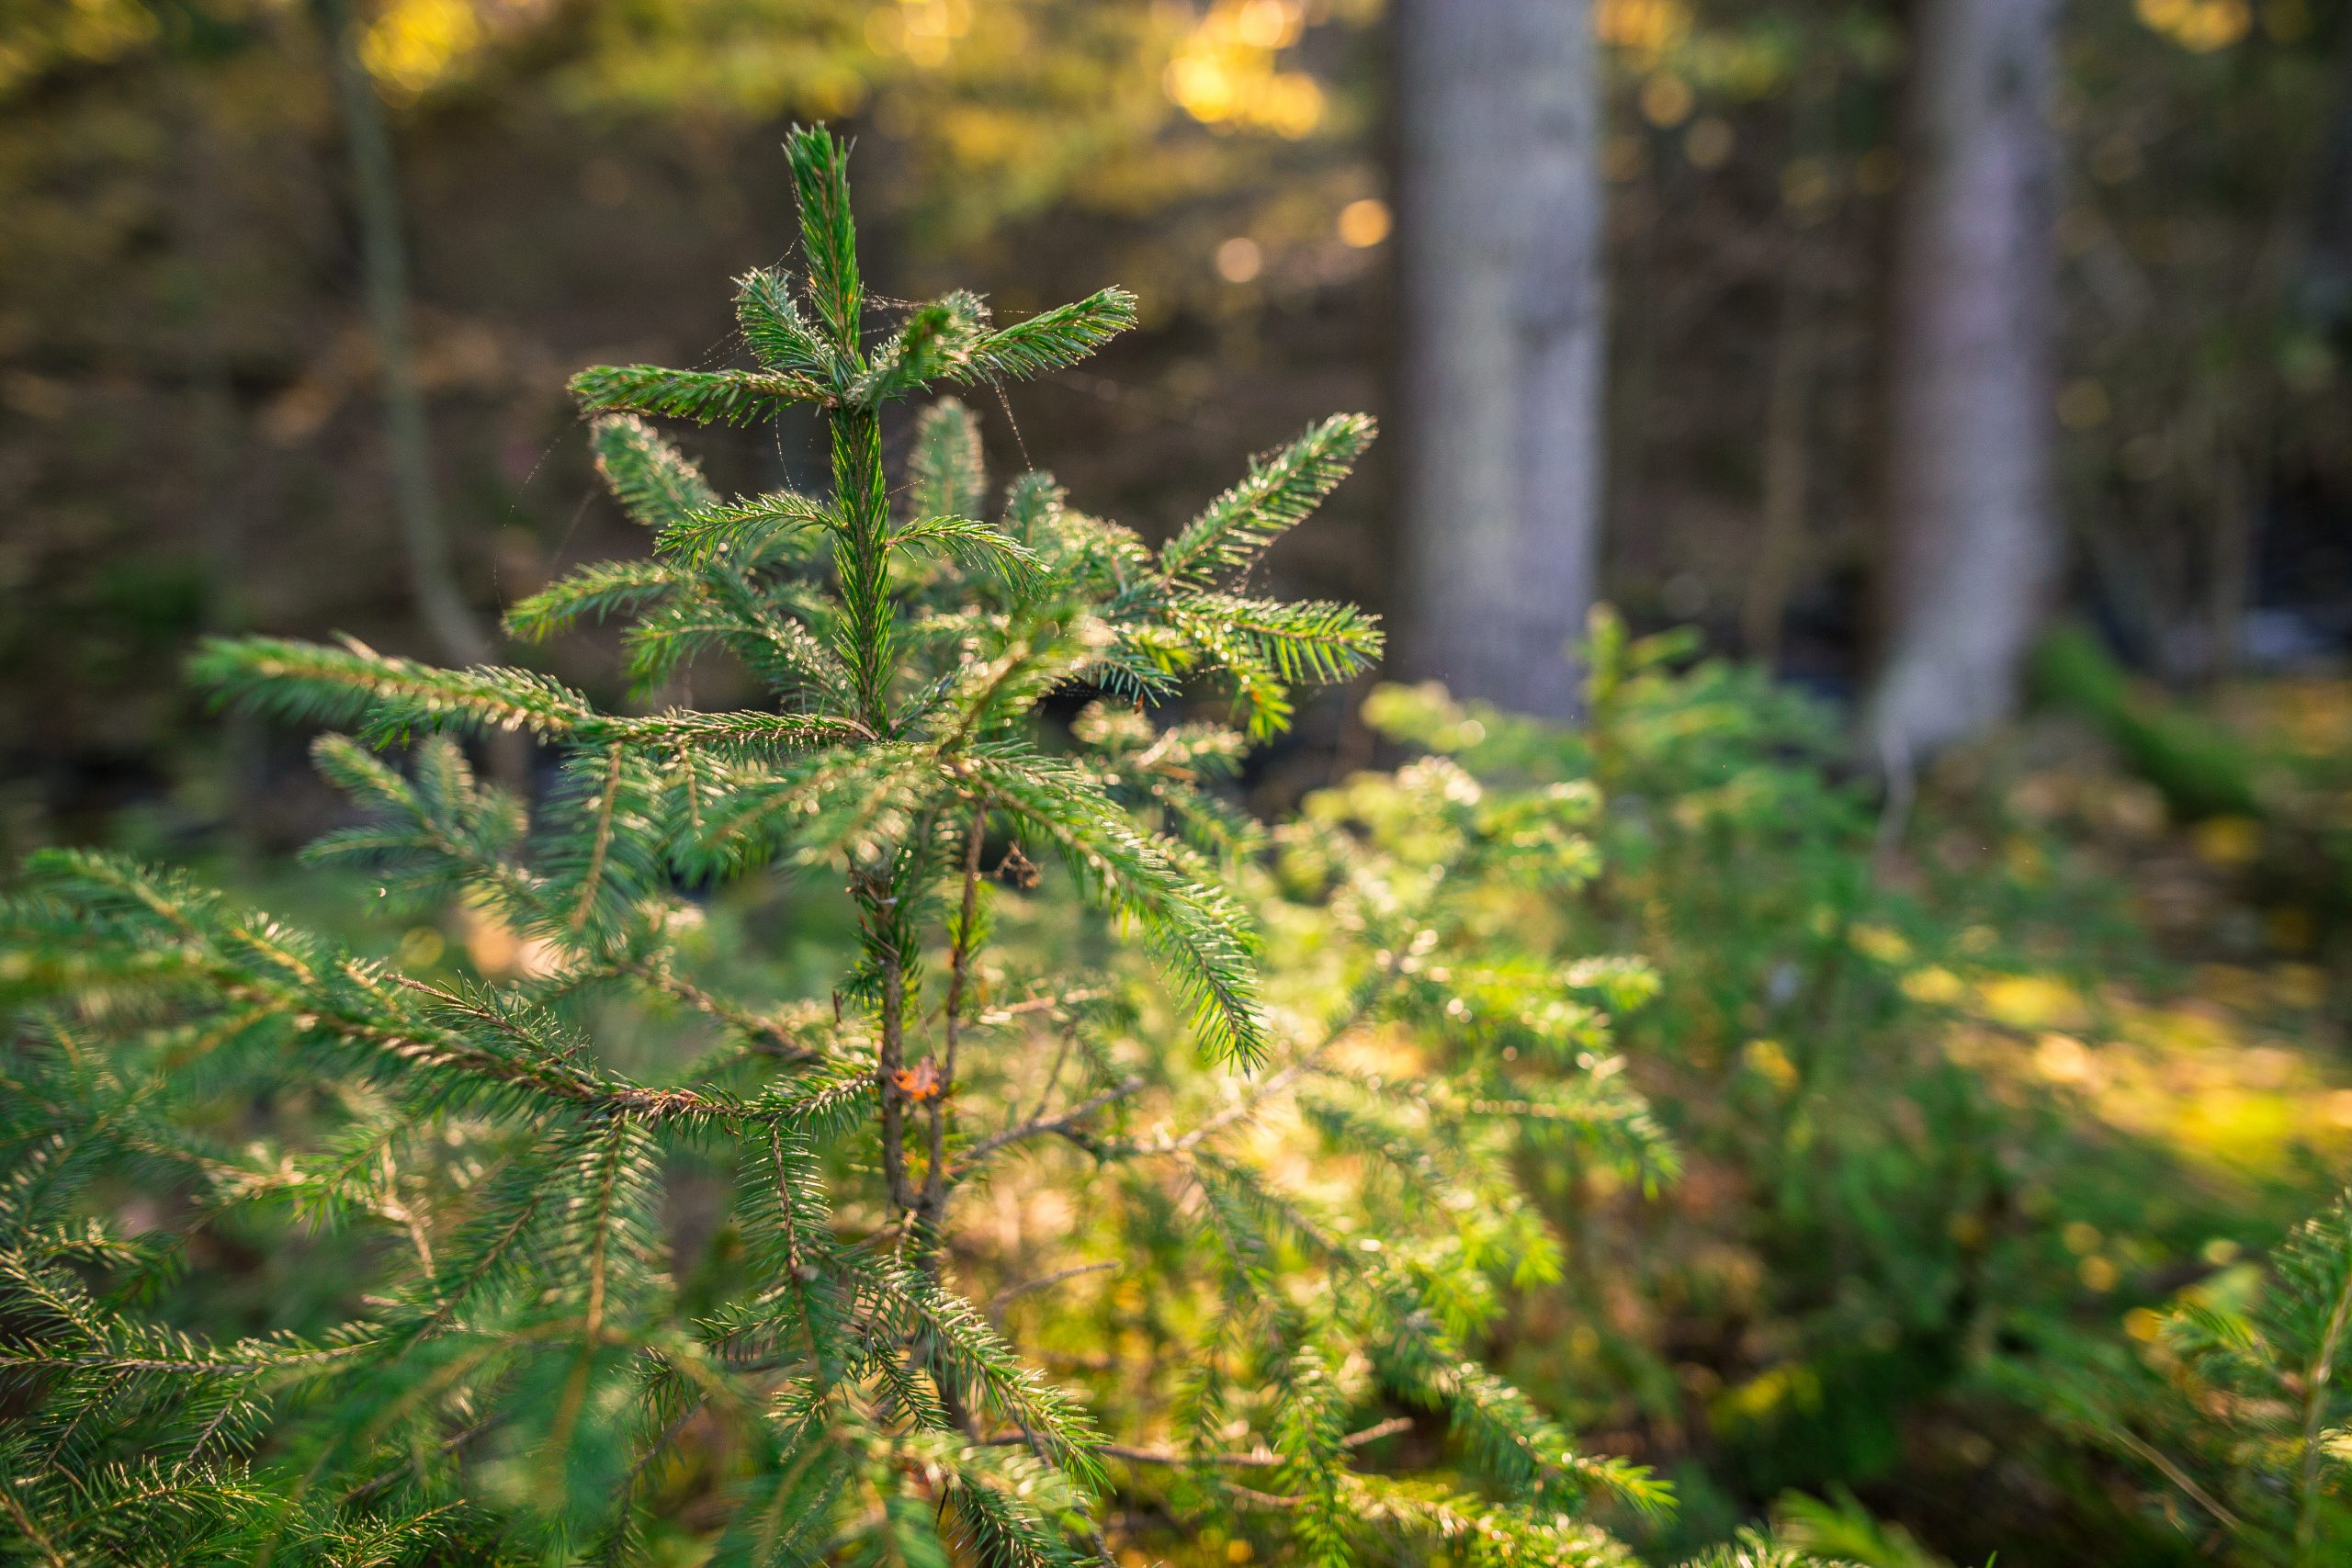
[13,0,2352,1561]
[12,0,2349,843]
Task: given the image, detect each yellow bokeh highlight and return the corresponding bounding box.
[1849,923,1913,965]
[1639,73,1694,129]
[1596,0,1693,59]
[1713,1361,1823,1428]
[1977,974,2092,1032]
[1743,1038,1799,1092]
[457,899,564,981]
[361,0,485,99]
[1163,0,1325,139]
[2136,0,2253,51]
[1902,965,1965,1005]
[867,0,976,68]
[1337,197,1391,248]
[2189,814,2261,866]
[2035,1032,2093,1083]
[1214,234,1262,282]
[0,0,157,97]
[395,926,447,968]
[1940,962,2352,1185]
[1234,0,1301,50]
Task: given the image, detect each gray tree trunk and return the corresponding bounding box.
[1864,0,2060,769]
[1396,0,1606,719]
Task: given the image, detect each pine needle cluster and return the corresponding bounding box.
[2,129,1845,1567]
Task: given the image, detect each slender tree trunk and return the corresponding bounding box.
[1396,0,1606,718]
[1863,0,2060,769]
[1744,281,1816,665]
[314,0,489,670]
[1744,68,1832,668]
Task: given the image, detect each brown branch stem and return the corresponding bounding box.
[865,882,918,1215]
[923,802,989,1221]
[980,1416,1411,1472]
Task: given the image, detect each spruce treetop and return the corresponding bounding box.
[0,127,1767,1567]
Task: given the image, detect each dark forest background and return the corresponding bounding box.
[11,0,2350,845]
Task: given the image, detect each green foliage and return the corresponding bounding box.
[2033,622,2262,821]
[2002,1187,2352,1565]
[1349,613,2333,1562]
[2034,623,2352,934]
[0,130,1832,1567]
[1771,1489,1951,1568]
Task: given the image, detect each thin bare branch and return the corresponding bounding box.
[624,958,830,1063]
[985,1260,1116,1318]
[958,1076,1144,1169]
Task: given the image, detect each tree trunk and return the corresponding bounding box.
[1863,0,2059,769]
[1395,0,1606,719]
[315,0,490,671]
[1743,281,1817,666]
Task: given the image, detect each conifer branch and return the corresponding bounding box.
[0,1472,73,1568]
[848,290,989,402]
[597,709,866,750]
[568,743,625,931]
[785,125,864,359]
[969,750,1265,1065]
[964,288,1138,381]
[193,634,594,739]
[889,515,1043,583]
[832,407,897,729]
[2293,1206,2352,1557]
[503,558,682,642]
[910,398,987,521]
[592,412,718,529]
[1159,414,1374,587]
[734,266,831,378]
[656,488,838,567]
[570,364,830,425]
